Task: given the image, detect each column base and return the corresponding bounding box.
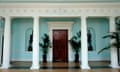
[30,65,40,70]
[0,64,11,69]
[81,65,90,69]
[109,64,120,68]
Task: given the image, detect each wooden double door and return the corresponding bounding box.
[53,30,68,62]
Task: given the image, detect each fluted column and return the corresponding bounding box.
[31,16,40,69]
[109,16,119,68]
[81,16,90,69]
[1,16,11,69]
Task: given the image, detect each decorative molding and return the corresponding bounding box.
[0,3,120,17]
[48,22,73,40]
[0,0,120,3]
[0,3,120,8]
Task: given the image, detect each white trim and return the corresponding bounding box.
[0,3,120,17]
[0,3,120,8]
[48,22,73,62]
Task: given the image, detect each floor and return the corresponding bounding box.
[0,61,120,72]
[0,69,120,72]
[10,61,111,69]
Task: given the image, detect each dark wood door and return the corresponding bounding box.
[53,30,68,62]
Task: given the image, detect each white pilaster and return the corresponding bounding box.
[31,16,40,69]
[109,16,119,68]
[81,16,90,69]
[1,16,11,69]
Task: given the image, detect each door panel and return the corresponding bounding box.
[53,30,68,62]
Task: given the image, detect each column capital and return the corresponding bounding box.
[3,16,13,22]
[81,16,88,19]
[109,16,116,18]
[3,16,11,18]
[109,16,116,32]
[32,16,40,19]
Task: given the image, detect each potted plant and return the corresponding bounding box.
[98,17,120,64]
[98,32,120,65]
[70,31,81,62]
[39,33,50,62]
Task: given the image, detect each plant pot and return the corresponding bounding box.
[28,46,32,51]
[75,53,79,62]
[43,54,47,62]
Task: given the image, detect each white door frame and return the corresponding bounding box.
[48,22,74,62]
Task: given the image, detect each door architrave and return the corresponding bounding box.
[48,22,73,62]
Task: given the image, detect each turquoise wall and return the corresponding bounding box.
[11,18,33,61]
[11,17,110,61]
[87,18,110,60]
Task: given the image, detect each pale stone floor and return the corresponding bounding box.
[0,61,120,72]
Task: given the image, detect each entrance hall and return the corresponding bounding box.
[0,2,120,70]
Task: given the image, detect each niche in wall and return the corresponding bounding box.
[25,28,33,52]
[87,27,96,51]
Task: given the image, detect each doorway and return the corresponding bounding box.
[53,30,68,62]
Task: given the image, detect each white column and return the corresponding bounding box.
[31,16,40,69]
[109,16,119,68]
[81,16,90,69]
[0,16,3,65]
[1,16,11,69]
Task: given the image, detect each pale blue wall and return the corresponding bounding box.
[87,18,110,60]
[11,17,110,61]
[11,18,33,61]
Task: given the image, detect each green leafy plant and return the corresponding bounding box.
[70,36,81,54]
[70,31,81,62]
[98,32,120,54]
[39,33,50,62]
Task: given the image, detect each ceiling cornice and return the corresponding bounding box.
[0,3,120,8]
